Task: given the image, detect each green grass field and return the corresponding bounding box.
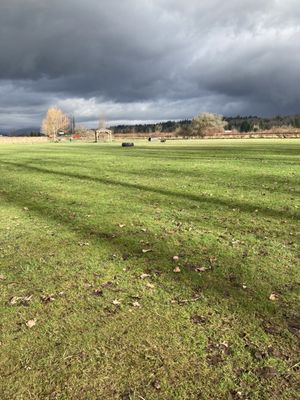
[0,139,299,399]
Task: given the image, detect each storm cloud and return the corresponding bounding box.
[1,0,300,129]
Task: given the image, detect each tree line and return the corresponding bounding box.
[40,107,300,140]
[113,114,300,134]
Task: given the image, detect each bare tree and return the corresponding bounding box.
[41,107,70,140]
[192,112,227,137]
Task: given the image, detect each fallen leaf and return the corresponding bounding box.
[10,295,33,306]
[191,315,206,324]
[194,267,208,273]
[92,289,103,297]
[10,296,20,305]
[41,294,55,303]
[209,256,217,265]
[84,283,92,289]
[230,390,244,400]
[172,296,201,305]
[146,283,155,289]
[26,319,37,328]
[173,267,181,273]
[112,299,121,306]
[140,273,151,280]
[23,295,33,303]
[132,301,141,308]
[141,228,147,232]
[220,341,229,352]
[152,380,161,390]
[23,207,29,211]
[118,224,126,228]
[269,293,279,301]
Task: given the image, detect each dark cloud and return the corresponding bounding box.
[0,0,300,129]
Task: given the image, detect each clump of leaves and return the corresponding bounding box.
[10,295,33,306]
[269,293,280,301]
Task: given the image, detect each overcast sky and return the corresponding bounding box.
[1,0,300,129]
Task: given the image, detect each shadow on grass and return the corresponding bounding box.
[0,166,296,324]
[8,150,298,199]
[117,167,300,197]
[107,142,300,163]
[2,160,299,222]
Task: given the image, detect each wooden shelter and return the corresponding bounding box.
[95,128,113,142]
